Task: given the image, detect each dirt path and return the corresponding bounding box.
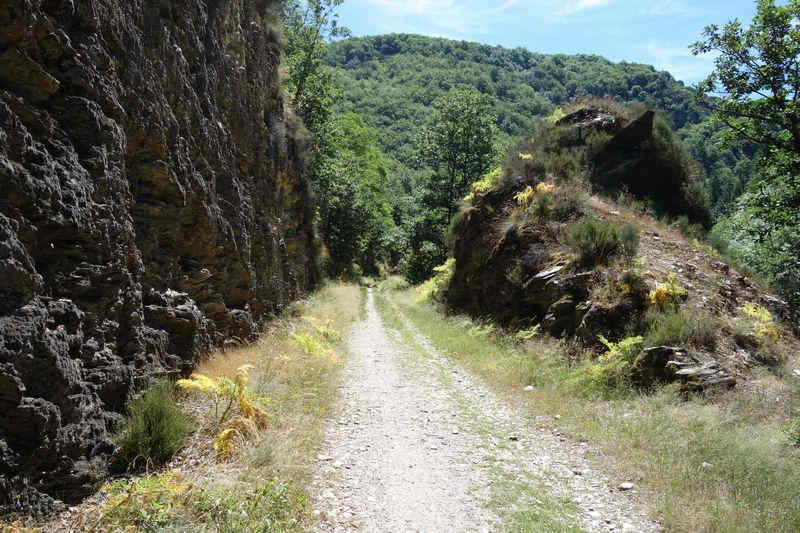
[311,290,661,532]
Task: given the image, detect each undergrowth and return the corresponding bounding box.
[84,471,305,532]
[61,283,361,532]
[112,380,194,473]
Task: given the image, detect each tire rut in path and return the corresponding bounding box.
[311,290,661,532]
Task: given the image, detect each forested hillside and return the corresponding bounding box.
[326,34,701,160]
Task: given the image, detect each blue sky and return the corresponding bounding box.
[336,0,759,84]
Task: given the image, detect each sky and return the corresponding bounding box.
[335,0,759,85]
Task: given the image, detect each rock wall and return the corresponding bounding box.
[0,0,316,512]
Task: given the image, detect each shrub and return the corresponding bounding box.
[671,214,705,241]
[112,381,194,473]
[644,309,717,349]
[740,303,780,343]
[617,269,650,306]
[515,185,535,205]
[648,272,687,310]
[302,315,342,342]
[98,472,305,532]
[465,165,504,203]
[565,217,621,266]
[568,335,644,396]
[178,364,269,458]
[618,224,640,263]
[291,331,330,356]
[404,240,447,284]
[551,183,585,220]
[785,416,800,448]
[417,258,455,303]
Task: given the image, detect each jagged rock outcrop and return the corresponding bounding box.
[635,346,736,392]
[0,0,316,513]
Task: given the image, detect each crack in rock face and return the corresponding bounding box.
[0,0,316,513]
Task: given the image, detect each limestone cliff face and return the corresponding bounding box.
[0,0,316,512]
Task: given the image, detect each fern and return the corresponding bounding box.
[515,324,541,343]
[535,182,556,194]
[178,364,269,458]
[302,315,341,341]
[648,272,687,310]
[741,303,780,342]
[515,185,534,205]
[290,331,330,355]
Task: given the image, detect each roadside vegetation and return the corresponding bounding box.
[377,285,800,532]
[54,283,360,532]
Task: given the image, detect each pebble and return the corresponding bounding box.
[524,385,534,391]
[618,482,634,491]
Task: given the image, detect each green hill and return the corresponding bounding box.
[326,33,702,162]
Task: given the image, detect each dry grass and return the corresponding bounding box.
[381,287,800,532]
[39,282,361,533]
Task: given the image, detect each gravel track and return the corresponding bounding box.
[311,290,662,532]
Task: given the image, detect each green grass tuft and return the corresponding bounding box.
[112,380,194,473]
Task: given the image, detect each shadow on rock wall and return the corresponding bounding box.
[0,0,316,513]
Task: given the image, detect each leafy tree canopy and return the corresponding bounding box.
[417,88,498,221]
[692,0,800,156]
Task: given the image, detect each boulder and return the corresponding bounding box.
[635,346,736,392]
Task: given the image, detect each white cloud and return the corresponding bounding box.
[364,0,527,38]
[368,0,456,16]
[639,0,704,17]
[642,41,718,83]
[556,0,615,16]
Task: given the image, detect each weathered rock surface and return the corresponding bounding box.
[635,346,736,392]
[0,0,316,512]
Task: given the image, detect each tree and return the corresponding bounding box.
[314,113,397,277]
[693,0,800,308]
[417,88,498,222]
[282,0,349,136]
[691,0,800,157]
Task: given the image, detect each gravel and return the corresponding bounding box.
[311,290,662,532]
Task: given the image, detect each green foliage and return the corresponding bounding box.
[417,87,498,221]
[670,214,705,241]
[692,0,800,158]
[565,217,621,267]
[618,224,639,263]
[417,258,455,303]
[515,324,541,343]
[648,273,688,311]
[712,174,800,310]
[314,112,399,276]
[112,381,193,473]
[643,309,717,349]
[785,416,800,448]
[283,0,349,136]
[178,365,269,458]
[328,33,701,162]
[98,472,305,532]
[568,335,644,396]
[679,117,759,217]
[693,1,800,310]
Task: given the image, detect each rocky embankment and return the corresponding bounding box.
[0,0,315,513]
[447,106,797,393]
